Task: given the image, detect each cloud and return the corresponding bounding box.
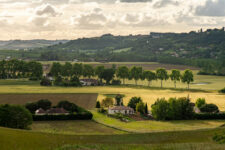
[35,4,61,17]
[71,8,109,29]
[195,0,225,17]
[153,0,179,8]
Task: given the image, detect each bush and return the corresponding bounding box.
[151,98,169,120]
[33,113,93,121]
[151,97,193,120]
[40,77,52,86]
[219,87,225,93]
[111,79,121,85]
[136,101,145,114]
[101,97,114,108]
[96,101,101,108]
[97,108,107,114]
[56,100,79,113]
[200,104,219,113]
[128,97,142,111]
[213,131,225,144]
[25,102,38,114]
[195,98,206,108]
[193,113,225,120]
[0,104,32,129]
[37,99,52,110]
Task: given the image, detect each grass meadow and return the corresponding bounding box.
[92,111,225,133]
[1,125,225,150]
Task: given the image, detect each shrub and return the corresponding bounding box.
[37,99,52,110]
[111,79,121,85]
[25,102,38,114]
[96,101,101,108]
[219,87,225,93]
[128,97,142,111]
[101,97,114,108]
[151,97,193,120]
[213,131,225,144]
[98,108,107,114]
[200,104,219,113]
[33,113,93,121]
[193,113,225,120]
[151,98,169,120]
[195,98,206,108]
[136,101,145,114]
[0,104,32,129]
[40,77,52,86]
[115,94,123,106]
[57,100,79,113]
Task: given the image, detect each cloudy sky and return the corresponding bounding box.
[0,0,224,40]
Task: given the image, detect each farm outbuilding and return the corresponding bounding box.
[108,106,134,115]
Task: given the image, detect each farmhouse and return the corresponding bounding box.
[108,106,134,115]
[35,108,69,115]
[80,79,99,86]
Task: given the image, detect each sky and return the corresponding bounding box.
[0,0,225,40]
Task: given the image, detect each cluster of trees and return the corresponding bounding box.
[97,96,148,115]
[0,59,43,80]
[151,97,194,120]
[195,98,219,113]
[25,99,91,115]
[49,62,194,89]
[0,104,32,129]
[117,66,194,89]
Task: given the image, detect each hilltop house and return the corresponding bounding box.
[108,106,134,115]
[35,108,69,115]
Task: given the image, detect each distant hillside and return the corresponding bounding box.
[0,28,224,75]
[0,39,69,50]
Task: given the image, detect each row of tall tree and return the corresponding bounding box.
[49,62,194,89]
[0,59,43,80]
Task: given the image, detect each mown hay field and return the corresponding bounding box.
[0,93,97,109]
[0,79,224,110]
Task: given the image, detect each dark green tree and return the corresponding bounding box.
[116,66,129,84]
[170,69,181,88]
[72,63,83,78]
[83,64,94,79]
[96,101,101,108]
[101,68,115,84]
[0,104,32,129]
[95,65,105,82]
[156,68,169,88]
[129,66,143,85]
[145,103,148,114]
[36,99,52,110]
[182,69,194,89]
[50,62,62,77]
[143,70,156,86]
[127,97,142,111]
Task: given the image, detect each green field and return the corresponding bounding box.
[92,111,225,133]
[32,120,125,135]
[1,126,225,150]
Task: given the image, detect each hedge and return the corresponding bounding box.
[33,113,93,121]
[193,113,225,120]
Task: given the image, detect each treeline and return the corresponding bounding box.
[48,62,194,89]
[157,56,225,76]
[0,59,43,80]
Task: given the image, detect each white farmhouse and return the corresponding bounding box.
[108,106,134,115]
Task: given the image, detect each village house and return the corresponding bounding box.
[108,106,134,115]
[35,108,69,115]
[80,79,99,86]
